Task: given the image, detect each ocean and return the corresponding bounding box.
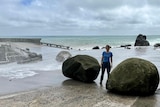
[40,35,160,50]
[0,35,160,79]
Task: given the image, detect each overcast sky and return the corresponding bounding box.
[0,0,160,36]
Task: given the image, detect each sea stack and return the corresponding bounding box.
[134,34,150,46]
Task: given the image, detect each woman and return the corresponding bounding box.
[100,45,113,85]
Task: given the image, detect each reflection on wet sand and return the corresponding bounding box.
[0,77,160,106]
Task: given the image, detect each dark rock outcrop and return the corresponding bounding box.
[120,44,131,49]
[134,34,150,46]
[120,44,131,47]
[154,43,160,48]
[106,58,159,95]
[62,55,100,83]
[56,51,72,62]
[92,46,100,49]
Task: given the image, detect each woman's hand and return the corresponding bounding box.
[99,63,102,68]
[110,63,113,68]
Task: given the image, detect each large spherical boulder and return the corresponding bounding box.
[62,55,100,83]
[106,58,159,95]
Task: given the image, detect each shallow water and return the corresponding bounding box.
[0,45,160,80]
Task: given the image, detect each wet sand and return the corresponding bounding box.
[0,69,160,107]
[0,70,66,96]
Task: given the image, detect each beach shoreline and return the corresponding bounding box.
[0,41,160,106]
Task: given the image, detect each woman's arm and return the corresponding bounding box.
[101,56,103,65]
[110,56,112,64]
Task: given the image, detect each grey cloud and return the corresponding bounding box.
[122,0,147,7]
[62,0,123,10]
[1,0,160,35]
[147,0,160,7]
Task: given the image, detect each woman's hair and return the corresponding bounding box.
[106,45,111,48]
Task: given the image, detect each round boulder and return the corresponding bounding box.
[62,55,100,82]
[106,58,159,95]
[56,51,72,62]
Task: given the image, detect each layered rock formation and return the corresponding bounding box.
[0,44,42,64]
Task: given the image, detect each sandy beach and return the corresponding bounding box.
[0,42,160,107]
[0,69,160,107]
